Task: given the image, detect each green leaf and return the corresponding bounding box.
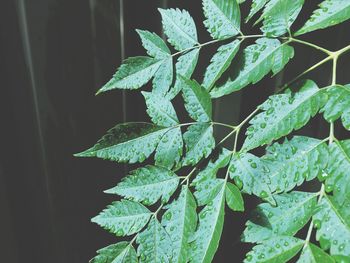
[137,218,173,263]
[262,136,329,193]
[243,80,327,151]
[244,236,304,263]
[229,152,275,205]
[297,243,335,263]
[321,85,350,130]
[193,148,232,206]
[210,38,294,98]
[180,76,213,122]
[189,185,225,263]
[91,242,138,263]
[98,57,163,93]
[155,128,183,169]
[182,123,215,166]
[162,186,197,263]
[295,0,350,36]
[325,140,350,206]
[246,0,269,22]
[136,29,171,58]
[242,191,317,243]
[202,0,241,40]
[314,194,350,257]
[92,200,151,236]
[258,0,304,36]
[75,123,168,163]
[225,182,244,212]
[159,8,198,51]
[167,49,200,100]
[142,91,179,127]
[105,165,179,205]
[202,40,241,90]
[152,57,173,95]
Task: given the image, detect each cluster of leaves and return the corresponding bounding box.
[76,0,350,262]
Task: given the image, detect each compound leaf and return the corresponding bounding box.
[91,242,137,263]
[137,29,171,58]
[314,194,350,257]
[242,191,317,243]
[155,127,183,169]
[180,76,212,122]
[297,243,335,263]
[244,236,304,263]
[92,200,151,236]
[143,91,179,127]
[210,38,294,98]
[182,123,215,166]
[229,152,275,205]
[295,0,350,36]
[321,85,350,130]
[159,8,198,51]
[263,136,329,193]
[162,186,197,263]
[203,40,241,90]
[105,165,179,205]
[137,218,173,263]
[167,49,200,99]
[189,185,226,263]
[202,0,241,40]
[243,80,327,151]
[98,57,163,93]
[75,123,168,163]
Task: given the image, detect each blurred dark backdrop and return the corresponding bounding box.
[1,0,349,262]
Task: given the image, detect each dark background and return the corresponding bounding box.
[1,1,349,262]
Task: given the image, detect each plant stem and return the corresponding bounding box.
[289,37,332,55]
[332,56,338,86]
[276,56,332,93]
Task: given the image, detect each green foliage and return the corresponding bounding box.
[90,242,138,263]
[297,243,335,263]
[256,0,304,36]
[202,40,240,90]
[313,195,350,257]
[180,76,213,122]
[159,8,198,51]
[105,165,179,205]
[229,152,275,205]
[262,136,329,193]
[92,200,151,236]
[76,0,350,262]
[295,0,350,36]
[243,80,327,151]
[182,123,215,166]
[136,218,173,262]
[189,186,226,263]
[162,186,197,263]
[242,191,317,243]
[244,236,304,263]
[321,85,350,130]
[203,0,241,40]
[75,123,168,163]
[142,91,179,127]
[167,49,200,99]
[210,38,294,97]
[97,57,163,93]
